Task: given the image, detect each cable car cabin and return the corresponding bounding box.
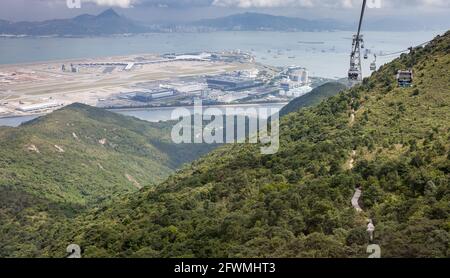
[348,69,360,81]
[370,54,377,71]
[397,70,413,87]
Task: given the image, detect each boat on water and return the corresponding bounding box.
[298,41,325,45]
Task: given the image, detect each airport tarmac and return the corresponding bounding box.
[0,53,256,117]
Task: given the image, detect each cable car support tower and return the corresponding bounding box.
[348,0,367,86]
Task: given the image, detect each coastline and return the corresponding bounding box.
[105,100,289,112]
[0,101,288,124]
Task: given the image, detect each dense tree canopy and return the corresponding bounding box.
[0,31,449,258]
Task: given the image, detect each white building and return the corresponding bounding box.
[0,107,9,115]
[174,52,211,61]
[17,101,63,112]
[287,67,310,85]
[162,82,207,95]
[238,69,259,79]
[124,63,135,71]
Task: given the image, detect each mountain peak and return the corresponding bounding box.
[97,8,120,18]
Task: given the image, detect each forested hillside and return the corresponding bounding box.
[35,31,447,258]
[2,31,449,258]
[0,103,215,257]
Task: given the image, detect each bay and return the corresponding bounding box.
[0,30,444,78]
[0,103,286,127]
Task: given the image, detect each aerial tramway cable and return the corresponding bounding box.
[351,0,367,58]
[378,40,433,57]
[348,1,431,83]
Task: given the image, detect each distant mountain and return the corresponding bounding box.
[0,9,148,36]
[2,10,442,36]
[364,17,450,31]
[280,82,348,117]
[190,12,351,31]
[189,12,448,32]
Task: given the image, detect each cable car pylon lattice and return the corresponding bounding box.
[348,0,367,85]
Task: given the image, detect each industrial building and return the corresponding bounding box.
[206,75,262,91]
[161,82,207,96]
[280,66,311,95]
[216,92,249,103]
[175,52,211,61]
[287,67,309,84]
[131,89,175,102]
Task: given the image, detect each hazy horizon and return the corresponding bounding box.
[0,0,448,30]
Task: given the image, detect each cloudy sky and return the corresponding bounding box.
[1,0,449,26]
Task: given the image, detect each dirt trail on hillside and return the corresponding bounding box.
[348,97,375,244]
[350,109,356,126]
[125,174,142,190]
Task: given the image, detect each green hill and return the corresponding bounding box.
[2,31,449,258]
[40,31,449,258]
[280,82,348,117]
[0,103,216,206]
[0,103,216,257]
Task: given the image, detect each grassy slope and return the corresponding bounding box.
[280,82,348,117]
[0,103,215,256]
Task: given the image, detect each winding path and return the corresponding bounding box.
[349,109,356,126]
[348,150,356,169]
[351,188,363,212]
[348,98,376,244]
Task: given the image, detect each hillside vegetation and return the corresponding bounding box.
[2,31,449,258]
[35,30,450,257]
[280,82,348,117]
[34,31,448,258]
[0,103,215,257]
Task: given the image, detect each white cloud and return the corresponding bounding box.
[212,0,314,8]
[211,0,450,9]
[83,0,138,8]
[211,0,369,9]
[420,0,449,7]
